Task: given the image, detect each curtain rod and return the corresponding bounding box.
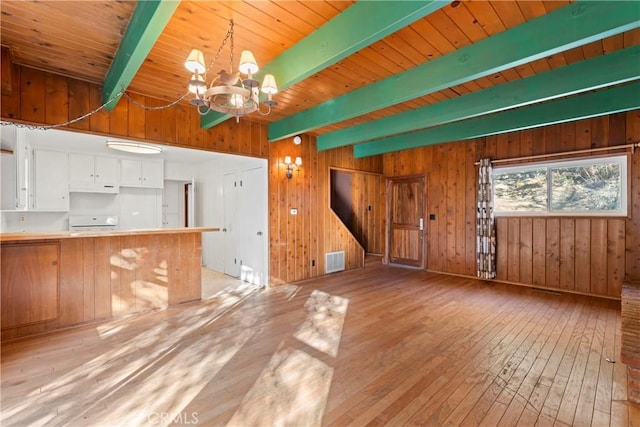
[475,141,640,166]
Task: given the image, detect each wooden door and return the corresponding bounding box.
[387,176,425,267]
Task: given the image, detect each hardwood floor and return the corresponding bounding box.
[2,257,638,426]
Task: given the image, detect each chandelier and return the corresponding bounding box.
[184,20,278,121]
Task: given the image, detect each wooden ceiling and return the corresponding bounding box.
[1,1,639,156]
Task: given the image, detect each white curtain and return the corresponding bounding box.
[477,158,496,279]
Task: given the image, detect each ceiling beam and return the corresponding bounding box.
[200,0,449,129]
[102,0,180,110]
[353,82,640,158]
[270,1,640,142]
[318,45,640,151]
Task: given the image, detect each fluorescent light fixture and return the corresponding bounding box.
[106,140,163,154]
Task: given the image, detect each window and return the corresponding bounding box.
[493,154,628,217]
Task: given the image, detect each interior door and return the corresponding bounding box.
[238,167,266,286]
[223,172,239,277]
[387,176,425,267]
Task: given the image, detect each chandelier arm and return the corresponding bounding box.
[197,104,213,116]
[256,103,273,116]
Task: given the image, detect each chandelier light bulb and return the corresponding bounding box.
[185,49,205,74]
[238,50,259,75]
[261,74,278,95]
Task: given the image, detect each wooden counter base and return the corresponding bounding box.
[1,228,217,341]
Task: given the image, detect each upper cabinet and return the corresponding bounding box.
[120,159,164,188]
[31,149,69,211]
[69,153,119,193]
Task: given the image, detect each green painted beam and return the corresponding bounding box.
[200,0,449,128]
[102,0,180,110]
[270,0,640,142]
[318,45,640,150]
[353,82,640,158]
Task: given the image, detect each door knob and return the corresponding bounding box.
[222,228,227,232]
[257,231,263,236]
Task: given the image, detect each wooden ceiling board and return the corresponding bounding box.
[0,0,134,86]
[1,0,637,154]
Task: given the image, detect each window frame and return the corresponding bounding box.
[492,154,629,218]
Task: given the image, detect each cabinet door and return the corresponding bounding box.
[94,156,118,186]
[120,159,142,186]
[141,160,164,188]
[69,153,95,186]
[33,149,69,211]
[1,243,59,328]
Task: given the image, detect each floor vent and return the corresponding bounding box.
[325,251,345,274]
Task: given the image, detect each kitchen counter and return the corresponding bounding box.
[0,227,219,243]
[1,227,218,341]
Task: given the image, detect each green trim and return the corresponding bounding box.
[353,82,640,158]
[271,1,640,142]
[318,45,640,150]
[200,0,448,129]
[102,0,180,110]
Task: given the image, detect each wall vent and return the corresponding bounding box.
[325,251,345,274]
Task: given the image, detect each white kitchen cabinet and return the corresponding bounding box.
[32,149,69,211]
[0,125,29,211]
[120,159,164,188]
[69,153,119,193]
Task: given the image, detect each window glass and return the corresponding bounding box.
[550,162,621,212]
[494,168,547,212]
[492,155,627,217]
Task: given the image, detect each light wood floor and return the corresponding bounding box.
[2,257,638,426]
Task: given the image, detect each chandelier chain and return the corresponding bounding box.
[1,88,124,130]
[1,85,192,131]
[122,90,190,110]
[205,20,234,77]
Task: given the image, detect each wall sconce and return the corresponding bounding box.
[284,155,302,179]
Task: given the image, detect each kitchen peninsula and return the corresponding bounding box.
[1,227,218,341]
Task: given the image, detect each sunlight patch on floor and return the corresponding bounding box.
[226,346,334,427]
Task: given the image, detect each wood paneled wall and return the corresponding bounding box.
[383,112,640,298]
[268,136,383,284]
[0,56,384,286]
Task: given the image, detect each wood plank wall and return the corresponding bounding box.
[383,111,640,298]
[1,233,202,341]
[268,135,383,284]
[0,55,384,286]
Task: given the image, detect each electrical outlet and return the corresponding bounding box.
[290,208,298,215]
[19,215,26,223]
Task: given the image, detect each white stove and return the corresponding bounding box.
[68,215,119,231]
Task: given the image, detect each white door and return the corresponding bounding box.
[162,180,183,228]
[223,172,239,277]
[239,167,266,286]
